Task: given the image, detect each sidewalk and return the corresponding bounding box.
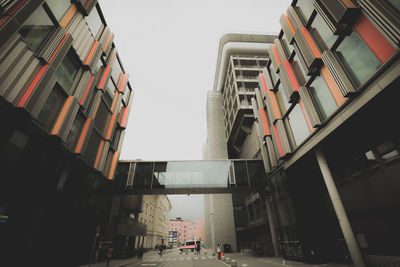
[78,250,161,267]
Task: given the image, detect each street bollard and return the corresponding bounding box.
[226,257,230,263]
[231,259,237,267]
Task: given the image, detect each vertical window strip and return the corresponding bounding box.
[353,15,396,63]
[59,4,78,28]
[299,27,322,58]
[320,66,347,106]
[298,99,316,133]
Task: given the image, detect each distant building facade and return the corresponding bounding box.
[169,218,204,245]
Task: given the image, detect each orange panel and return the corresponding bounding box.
[48,33,69,63]
[17,64,48,107]
[74,118,92,154]
[299,27,321,58]
[259,73,268,94]
[285,14,295,34]
[103,33,112,52]
[299,99,315,132]
[341,0,356,8]
[273,124,284,157]
[80,76,95,105]
[51,96,73,135]
[268,91,282,120]
[272,45,281,66]
[84,41,99,65]
[94,140,105,169]
[107,151,120,180]
[105,114,117,140]
[320,65,347,106]
[97,66,110,90]
[59,4,77,28]
[259,108,271,136]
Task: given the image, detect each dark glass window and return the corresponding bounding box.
[55,50,81,93]
[94,100,111,135]
[104,79,116,108]
[308,75,338,120]
[336,31,382,86]
[111,128,121,150]
[86,6,103,37]
[19,6,55,51]
[386,0,400,12]
[65,112,85,149]
[46,0,70,21]
[287,104,310,146]
[37,84,67,131]
[84,130,101,166]
[111,57,123,82]
[296,0,314,23]
[310,13,337,49]
[123,86,131,105]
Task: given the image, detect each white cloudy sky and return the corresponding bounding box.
[99,0,291,219]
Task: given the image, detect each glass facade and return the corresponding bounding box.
[111,57,123,82]
[46,0,70,21]
[37,85,67,131]
[287,104,310,146]
[65,112,85,149]
[296,0,314,23]
[94,100,111,135]
[84,130,101,166]
[55,50,81,93]
[336,31,382,86]
[19,6,55,51]
[310,13,337,49]
[308,75,338,120]
[86,6,103,38]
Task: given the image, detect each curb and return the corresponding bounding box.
[115,259,141,267]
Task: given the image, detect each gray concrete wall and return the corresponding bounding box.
[203,91,237,252]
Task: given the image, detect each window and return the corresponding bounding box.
[275,86,291,116]
[19,5,55,52]
[310,13,337,49]
[281,33,294,55]
[46,0,70,21]
[84,130,102,166]
[94,100,111,135]
[291,53,307,86]
[287,104,310,146]
[55,50,81,93]
[123,85,132,105]
[308,75,338,120]
[386,0,400,12]
[37,84,67,131]
[65,112,85,149]
[111,56,123,82]
[86,6,103,38]
[335,31,382,87]
[104,79,116,108]
[296,0,314,23]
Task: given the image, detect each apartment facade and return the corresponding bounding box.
[0,0,133,265]
[138,195,172,249]
[208,0,400,265]
[169,218,204,245]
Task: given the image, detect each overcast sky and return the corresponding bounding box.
[99,0,291,220]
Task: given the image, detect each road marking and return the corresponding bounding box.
[140,264,156,266]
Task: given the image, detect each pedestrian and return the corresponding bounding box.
[106,247,113,266]
[138,244,144,260]
[217,244,221,260]
[159,244,164,256]
[196,243,201,255]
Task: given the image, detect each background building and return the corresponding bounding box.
[0,0,133,265]
[169,217,204,245]
[206,0,400,265]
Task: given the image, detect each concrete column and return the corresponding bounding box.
[315,148,365,267]
[264,196,279,257]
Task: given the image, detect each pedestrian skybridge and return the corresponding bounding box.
[114,160,269,195]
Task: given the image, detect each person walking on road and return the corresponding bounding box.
[138,244,144,260]
[106,247,113,266]
[217,244,221,260]
[196,243,201,255]
[159,244,164,256]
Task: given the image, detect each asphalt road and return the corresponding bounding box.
[126,248,227,267]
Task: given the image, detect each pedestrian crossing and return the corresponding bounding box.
[143,255,215,262]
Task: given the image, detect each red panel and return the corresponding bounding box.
[80,76,95,105]
[273,124,284,157]
[259,73,268,94]
[285,14,295,34]
[84,41,99,65]
[259,108,271,136]
[118,74,128,93]
[97,66,110,90]
[105,114,117,140]
[272,45,281,66]
[299,27,321,58]
[48,33,69,63]
[283,60,299,91]
[120,106,130,128]
[353,15,396,63]
[94,140,105,169]
[107,151,119,180]
[74,118,92,154]
[268,91,282,120]
[17,64,48,107]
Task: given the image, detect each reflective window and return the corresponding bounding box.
[37,84,67,131]
[55,50,81,93]
[46,0,70,21]
[123,84,132,104]
[94,100,111,135]
[308,75,338,120]
[281,33,294,55]
[336,31,382,86]
[104,79,116,108]
[276,86,291,115]
[84,130,101,166]
[386,0,400,12]
[19,6,55,51]
[310,13,337,49]
[296,0,314,23]
[65,112,85,149]
[111,57,124,82]
[287,104,310,146]
[86,6,103,37]
[291,53,307,85]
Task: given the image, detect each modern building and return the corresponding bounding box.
[0,0,133,265]
[169,217,204,245]
[207,0,400,265]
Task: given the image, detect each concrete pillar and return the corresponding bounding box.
[315,148,365,267]
[265,196,279,257]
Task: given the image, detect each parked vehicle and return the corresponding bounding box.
[180,241,196,252]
